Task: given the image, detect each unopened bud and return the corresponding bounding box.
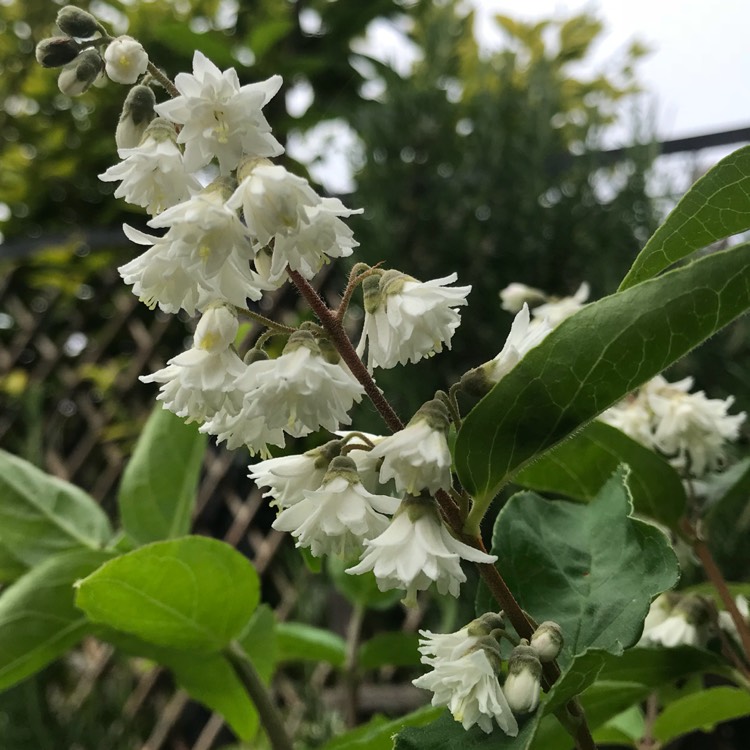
[504,643,542,714]
[530,621,563,662]
[56,6,100,38]
[35,36,81,68]
[57,48,103,96]
[115,84,156,148]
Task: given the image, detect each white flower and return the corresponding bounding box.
[599,396,656,449]
[104,36,148,84]
[639,595,712,648]
[356,271,471,370]
[413,646,518,736]
[718,595,749,646]
[233,332,365,438]
[529,621,563,663]
[417,627,479,664]
[368,400,452,495]
[272,457,400,557]
[530,281,589,328]
[499,282,546,313]
[115,84,155,149]
[99,119,199,215]
[154,51,283,174]
[503,645,542,715]
[228,164,362,282]
[484,304,552,383]
[346,496,497,605]
[140,304,244,423]
[249,441,343,508]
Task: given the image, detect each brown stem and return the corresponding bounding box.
[680,518,750,661]
[146,61,180,97]
[287,269,404,433]
[343,603,366,727]
[335,263,377,322]
[636,693,660,750]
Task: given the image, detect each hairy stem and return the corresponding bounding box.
[146,61,180,97]
[237,307,297,335]
[225,642,293,750]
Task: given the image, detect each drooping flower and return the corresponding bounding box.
[99,118,199,215]
[503,644,542,714]
[104,36,149,84]
[413,638,518,736]
[346,493,497,605]
[272,456,401,557]
[154,51,283,174]
[529,281,590,328]
[356,270,471,371]
[639,594,713,648]
[599,395,656,450]
[499,282,546,313]
[529,621,564,663]
[367,399,452,495]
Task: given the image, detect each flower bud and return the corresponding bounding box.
[530,621,563,662]
[35,36,81,68]
[115,84,156,148]
[503,644,542,714]
[104,36,149,84]
[56,6,100,38]
[194,303,238,353]
[57,48,104,96]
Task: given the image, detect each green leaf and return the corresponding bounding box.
[0,543,26,584]
[592,705,644,746]
[151,22,237,68]
[0,449,112,566]
[653,686,750,744]
[394,709,541,750]
[619,146,750,290]
[275,622,346,667]
[0,549,113,690]
[477,469,678,660]
[359,632,421,670]
[322,705,442,750]
[514,421,685,528]
[247,18,294,59]
[237,604,277,684]
[327,557,403,610]
[75,537,259,652]
[456,243,750,502]
[118,406,207,545]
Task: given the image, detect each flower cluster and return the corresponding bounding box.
[600,375,746,476]
[413,615,562,734]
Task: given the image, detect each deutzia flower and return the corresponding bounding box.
[413,637,518,736]
[249,440,344,508]
[231,332,365,438]
[228,162,362,282]
[503,644,542,714]
[272,456,401,557]
[356,270,471,370]
[346,493,497,605]
[599,395,656,449]
[530,281,590,328]
[140,303,244,423]
[417,613,505,664]
[529,621,564,663]
[639,594,713,648]
[104,36,149,84]
[99,118,199,215]
[499,282,546,313]
[154,51,283,174]
[367,399,452,495]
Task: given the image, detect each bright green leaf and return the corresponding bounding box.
[0,549,112,690]
[477,470,678,661]
[514,421,685,528]
[118,406,207,544]
[619,146,750,290]
[359,632,421,670]
[592,704,644,746]
[456,243,750,502]
[0,449,112,566]
[652,686,750,744]
[327,557,403,611]
[0,543,26,584]
[238,604,277,684]
[275,622,346,667]
[75,537,259,652]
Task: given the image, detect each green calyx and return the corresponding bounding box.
[309,439,344,470]
[282,329,321,356]
[507,643,543,678]
[56,6,100,38]
[410,398,450,433]
[322,455,360,485]
[468,612,506,637]
[203,175,238,202]
[399,491,438,523]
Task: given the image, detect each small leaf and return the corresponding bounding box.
[0,449,112,566]
[477,470,679,661]
[237,604,277,683]
[653,686,750,744]
[514,421,685,528]
[593,705,644,746]
[456,243,750,502]
[118,406,206,545]
[275,622,346,667]
[359,632,421,670]
[75,537,259,652]
[0,549,113,690]
[619,145,750,290]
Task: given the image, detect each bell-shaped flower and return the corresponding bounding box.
[140,303,244,423]
[249,440,344,508]
[273,456,401,558]
[356,270,471,371]
[100,118,199,215]
[346,493,497,605]
[530,281,590,328]
[499,282,547,313]
[503,643,542,715]
[417,613,506,664]
[367,399,452,495]
[529,621,564,663]
[639,594,713,648]
[413,637,518,736]
[154,51,283,174]
[104,36,149,84]
[231,332,365,438]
